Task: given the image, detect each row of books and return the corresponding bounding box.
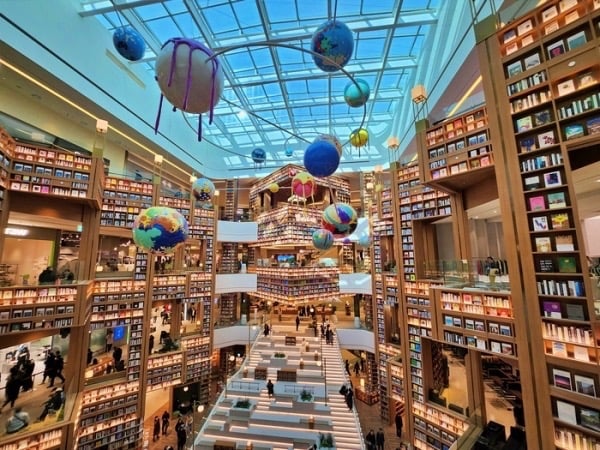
[557,93,600,120]
[536,278,585,297]
[507,70,547,97]
[542,322,593,345]
[521,152,563,173]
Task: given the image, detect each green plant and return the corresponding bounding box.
[234,398,251,409]
[273,352,285,358]
[319,432,334,448]
[300,389,313,402]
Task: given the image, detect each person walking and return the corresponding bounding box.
[149,334,155,355]
[1,368,21,411]
[266,379,275,398]
[345,359,351,376]
[395,412,403,438]
[353,360,360,376]
[376,427,385,450]
[105,329,113,353]
[345,386,354,410]
[176,423,187,450]
[41,351,55,385]
[295,315,300,331]
[50,351,65,386]
[263,323,270,337]
[153,416,161,441]
[161,410,170,435]
[365,429,376,450]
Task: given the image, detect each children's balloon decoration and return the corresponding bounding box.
[312,229,335,250]
[314,134,343,157]
[155,38,224,140]
[344,78,370,107]
[251,148,267,168]
[113,27,146,61]
[291,171,317,199]
[311,20,354,72]
[350,128,369,156]
[132,207,189,254]
[322,203,358,237]
[192,177,216,207]
[303,139,340,178]
[268,183,279,193]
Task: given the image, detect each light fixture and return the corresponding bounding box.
[96,119,109,134]
[154,154,164,165]
[183,386,189,392]
[386,136,400,150]
[190,174,197,183]
[5,227,29,236]
[214,189,220,196]
[366,182,374,191]
[411,84,427,104]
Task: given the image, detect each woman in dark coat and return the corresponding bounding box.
[153,416,161,441]
[1,367,21,411]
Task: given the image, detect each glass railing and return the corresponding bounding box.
[423,258,511,292]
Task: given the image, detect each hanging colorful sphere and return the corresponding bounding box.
[268,183,280,193]
[285,147,294,157]
[350,128,369,148]
[314,134,343,157]
[113,27,146,61]
[344,78,371,107]
[289,168,297,177]
[251,148,267,165]
[192,177,215,204]
[291,171,316,199]
[155,38,224,140]
[322,203,358,237]
[132,206,189,254]
[311,20,354,72]
[312,229,335,251]
[303,140,340,178]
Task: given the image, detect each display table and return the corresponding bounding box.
[355,387,379,405]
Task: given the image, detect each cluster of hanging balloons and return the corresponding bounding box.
[311,203,359,251]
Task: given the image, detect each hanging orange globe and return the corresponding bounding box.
[350,128,369,148]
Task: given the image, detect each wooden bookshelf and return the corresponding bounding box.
[422,106,495,192]
[478,1,600,447]
[101,176,153,229]
[255,267,339,303]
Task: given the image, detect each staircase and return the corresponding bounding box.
[195,323,365,450]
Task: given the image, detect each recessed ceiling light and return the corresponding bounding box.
[237,110,248,119]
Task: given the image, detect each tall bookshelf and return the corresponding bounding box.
[477,1,600,448]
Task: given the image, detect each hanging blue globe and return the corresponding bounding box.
[303,140,340,177]
[344,78,371,107]
[312,229,334,250]
[285,147,294,157]
[311,20,354,72]
[113,26,146,61]
[251,148,266,165]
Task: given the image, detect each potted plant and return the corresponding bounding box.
[230,398,254,419]
[299,389,313,402]
[319,432,334,449]
[271,352,287,366]
[234,398,251,409]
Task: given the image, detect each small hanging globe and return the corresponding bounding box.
[192,177,215,203]
[285,147,294,157]
[311,20,354,72]
[304,140,340,178]
[132,206,189,254]
[350,128,369,147]
[344,78,370,107]
[312,229,335,250]
[314,134,343,157]
[113,26,146,61]
[291,172,316,198]
[251,148,267,165]
[322,203,358,237]
[268,183,279,193]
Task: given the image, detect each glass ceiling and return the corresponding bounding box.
[79,0,440,171]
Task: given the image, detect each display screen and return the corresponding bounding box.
[276,254,296,265]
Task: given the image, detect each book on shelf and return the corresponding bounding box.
[543,170,562,188]
[556,400,577,424]
[544,21,559,35]
[516,116,533,132]
[507,60,523,77]
[565,303,585,321]
[557,256,577,273]
[538,258,555,272]
[534,109,552,126]
[550,213,570,229]
[541,5,558,22]
[543,301,562,318]
[578,72,596,89]
[529,195,546,211]
[532,216,549,231]
[574,374,596,397]
[505,41,519,56]
[524,52,541,70]
[551,341,568,357]
[564,10,580,25]
[525,175,542,190]
[537,130,556,148]
[521,34,534,47]
[559,0,577,13]
[517,19,533,36]
[580,408,600,432]
[573,346,590,362]
[535,236,552,252]
[547,192,567,209]
[555,234,574,251]
[552,368,573,390]
[503,29,517,44]
[586,117,600,135]
[564,123,585,140]
[519,136,537,152]
[547,40,566,59]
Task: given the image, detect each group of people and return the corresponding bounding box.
[345,358,366,377]
[152,409,188,450]
[41,349,66,387]
[365,428,386,450]
[339,384,354,410]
